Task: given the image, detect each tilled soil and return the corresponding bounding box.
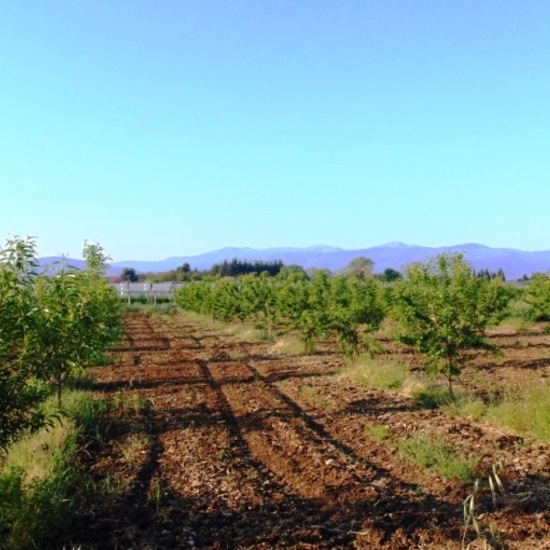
[83,313,550,549]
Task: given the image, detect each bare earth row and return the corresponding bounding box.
[85,313,550,549]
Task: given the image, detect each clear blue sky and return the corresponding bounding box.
[2,1,549,261]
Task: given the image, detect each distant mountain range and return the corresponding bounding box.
[38,242,550,280]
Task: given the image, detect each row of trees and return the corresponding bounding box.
[176,253,520,394]
[176,269,388,355]
[0,237,122,452]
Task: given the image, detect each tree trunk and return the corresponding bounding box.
[447,357,454,396]
[56,369,64,408]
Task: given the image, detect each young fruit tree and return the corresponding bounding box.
[0,237,49,451]
[329,276,386,357]
[393,253,512,395]
[34,242,122,407]
[36,277,121,406]
[524,273,550,321]
[238,273,279,337]
[277,269,332,354]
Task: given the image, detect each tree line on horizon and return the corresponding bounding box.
[119,257,406,283]
[119,255,510,285]
[119,258,285,283]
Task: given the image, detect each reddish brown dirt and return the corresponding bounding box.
[81,313,550,549]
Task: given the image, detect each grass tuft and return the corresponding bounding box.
[432,375,550,443]
[442,393,488,422]
[270,336,305,356]
[343,356,411,391]
[412,385,455,409]
[0,389,148,549]
[485,379,550,441]
[365,423,391,442]
[398,433,478,481]
[298,386,334,410]
[231,325,274,343]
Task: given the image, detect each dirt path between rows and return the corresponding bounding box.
[83,313,550,549]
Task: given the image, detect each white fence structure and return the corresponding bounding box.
[113,282,185,304]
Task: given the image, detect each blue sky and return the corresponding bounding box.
[2,1,549,261]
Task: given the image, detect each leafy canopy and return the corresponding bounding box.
[0,237,48,451]
[393,253,511,394]
[524,273,550,321]
[0,236,122,452]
